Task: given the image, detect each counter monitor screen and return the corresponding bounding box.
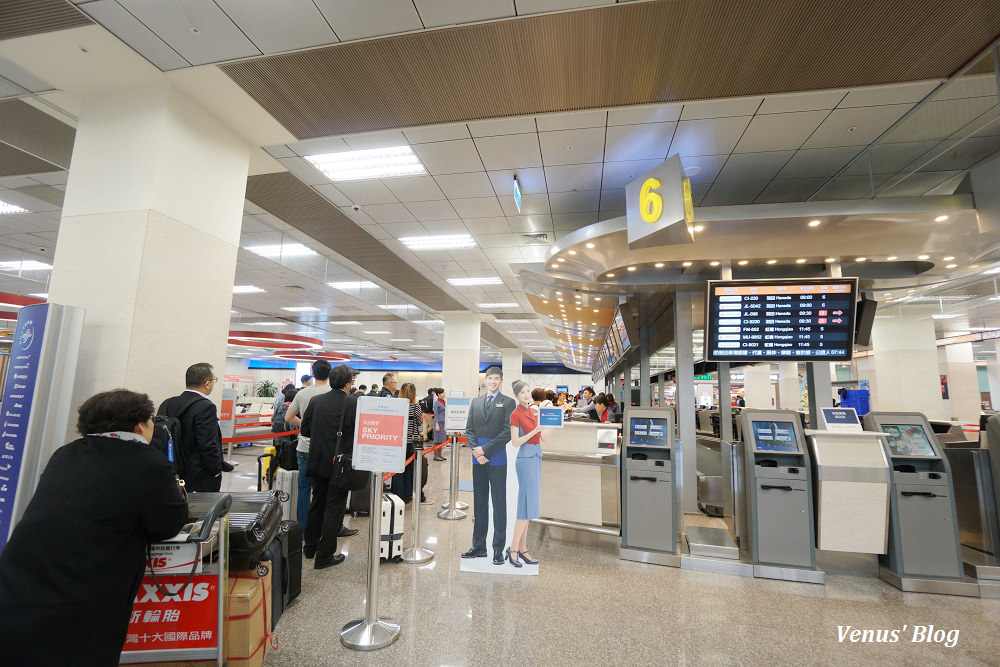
[751,420,800,453]
[706,278,858,362]
[882,423,937,457]
[629,417,669,447]
[614,309,631,352]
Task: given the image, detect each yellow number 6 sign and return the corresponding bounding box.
[639,177,663,223]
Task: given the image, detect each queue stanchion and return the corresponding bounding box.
[438,435,467,520]
[402,445,434,564]
[341,471,401,651]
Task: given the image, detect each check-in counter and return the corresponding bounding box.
[538,421,621,531]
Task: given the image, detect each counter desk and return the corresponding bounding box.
[536,420,621,534]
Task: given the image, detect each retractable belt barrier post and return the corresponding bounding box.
[340,471,401,651]
[402,444,434,564]
[438,435,467,520]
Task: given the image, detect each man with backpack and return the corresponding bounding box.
[420,388,436,442]
[158,362,232,492]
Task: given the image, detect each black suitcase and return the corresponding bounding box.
[347,476,371,516]
[262,536,285,631]
[283,520,302,604]
[188,491,284,570]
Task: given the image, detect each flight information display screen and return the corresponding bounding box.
[629,417,669,447]
[614,309,631,351]
[706,278,858,362]
[882,423,937,457]
[751,420,800,453]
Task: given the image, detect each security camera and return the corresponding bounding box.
[352,204,360,212]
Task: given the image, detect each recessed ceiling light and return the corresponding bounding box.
[796,258,806,264]
[364,330,390,334]
[447,276,503,286]
[766,259,777,265]
[594,297,601,301]
[232,285,266,294]
[542,300,548,304]
[305,145,426,181]
[855,257,867,262]
[626,266,637,271]
[693,225,705,232]
[808,219,822,227]
[495,318,530,323]
[555,292,562,295]
[946,264,958,269]
[934,215,949,222]
[568,250,577,255]
[606,273,615,278]
[943,256,955,261]
[932,314,958,319]
[918,254,930,260]
[593,309,599,312]
[328,280,377,289]
[477,302,518,309]
[556,257,565,262]
[654,262,665,268]
[0,200,27,215]
[682,261,693,267]
[737,260,748,265]
[400,234,477,250]
[710,261,720,266]
[245,243,317,258]
[886,256,897,261]
[585,242,595,249]
[281,306,320,312]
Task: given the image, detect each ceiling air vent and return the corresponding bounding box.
[282,285,305,289]
[522,233,549,245]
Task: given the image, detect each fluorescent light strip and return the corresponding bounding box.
[447,277,503,286]
[379,304,412,310]
[305,146,426,182]
[495,319,530,323]
[400,235,477,250]
[233,285,266,294]
[329,281,378,289]
[254,322,288,327]
[30,293,48,299]
[281,306,320,312]
[0,260,51,271]
[245,243,317,258]
[390,338,413,342]
[477,302,518,309]
[364,330,390,334]
[329,320,360,325]
[0,200,27,215]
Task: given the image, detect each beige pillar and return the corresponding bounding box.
[870,308,943,419]
[442,312,481,398]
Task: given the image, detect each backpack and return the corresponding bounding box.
[272,401,290,433]
[149,413,186,477]
[419,395,433,414]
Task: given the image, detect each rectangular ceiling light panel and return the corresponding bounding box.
[233,285,266,294]
[329,281,378,289]
[0,200,27,215]
[447,277,503,286]
[478,302,518,309]
[400,235,477,250]
[305,146,426,181]
[0,261,52,271]
[245,243,317,258]
[281,306,320,312]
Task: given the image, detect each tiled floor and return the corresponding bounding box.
[223,445,1000,666]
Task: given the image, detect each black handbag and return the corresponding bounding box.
[331,395,368,491]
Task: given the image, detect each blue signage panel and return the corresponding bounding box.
[0,303,47,549]
[538,407,564,428]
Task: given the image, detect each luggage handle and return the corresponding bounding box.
[148,494,232,598]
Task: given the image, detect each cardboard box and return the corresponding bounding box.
[227,563,272,667]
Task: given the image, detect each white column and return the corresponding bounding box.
[871,308,944,419]
[442,312,481,398]
[940,342,980,426]
[988,340,1000,410]
[777,362,799,410]
[48,84,249,411]
[743,364,773,408]
[501,347,522,384]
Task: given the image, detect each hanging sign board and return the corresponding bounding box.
[625,154,695,249]
[445,397,471,432]
[352,396,408,473]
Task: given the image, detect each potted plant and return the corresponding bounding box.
[256,380,277,398]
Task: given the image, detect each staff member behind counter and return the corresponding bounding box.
[0,389,189,666]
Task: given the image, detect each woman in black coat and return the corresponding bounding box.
[0,389,189,666]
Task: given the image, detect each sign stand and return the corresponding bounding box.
[341,471,401,651]
[402,444,433,564]
[438,435,467,520]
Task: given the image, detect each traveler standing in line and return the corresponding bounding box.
[300,374,313,389]
[368,384,379,396]
[421,387,436,441]
[159,362,232,492]
[357,384,367,395]
[272,383,293,414]
[461,366,516,565]
[379,373,397,398]
[506,380,549,567]
[0,389,189,666]
[432,388,447,461]
[392,383,427,503]
[301,365,359,569]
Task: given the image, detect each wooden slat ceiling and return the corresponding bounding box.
[0,0,91,41]
[245,172,511,350]
[0,142,60,178]
[220,0,1000,141]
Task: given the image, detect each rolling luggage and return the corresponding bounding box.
[274,468,298,521]
[262,537,285,631]
[188,491,284,570]
[348,475,371,516]
[380,493,404,561]
[283,520,303,603]
[261,520,302,631]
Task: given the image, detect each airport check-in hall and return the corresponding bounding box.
[2,1,1000,665]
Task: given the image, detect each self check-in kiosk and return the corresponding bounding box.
[863,412,969,591]
[620,408,681,566]
[741,409,819,581]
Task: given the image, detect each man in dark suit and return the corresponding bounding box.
[461,365,516,565]
[159,362,232,492]
[379,373,397,397]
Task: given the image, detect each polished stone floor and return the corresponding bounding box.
[224,445,1000,666]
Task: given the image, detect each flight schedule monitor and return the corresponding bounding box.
[629,416,669,446]
[750,420,800,453]
[706,278,858,362]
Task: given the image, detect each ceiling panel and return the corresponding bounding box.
[801,104,912,148]
[468,116,537,137]
[411,139,485,175]
[451,197,504,218]
[669,117,752,157]
[716,151,795,182]
[775,146,864,179]
[754,178,828,204]
[500,193,549,216]
[402,123,471,144]
[414,0,515,28]
[488,168,547,195]
[0,0,91,41]
[515,0,610,13]
[342,130,408,150]
[601,159,662,190]
[118,0,260,66]
[538,127,607,166]
[544,163,604,192]
[363,203,416,224]
[404,199,460,221]
[535,110,607,131]
[757,90,846,114]
[0,143,60,178]
[473,133,543,170]
[607,103,682,126]
[434,172,496,199]
[604,122,675,162]
[734,110,830,153]
[548,190,600,213]
[214,0,337,54]
[78,0,189,70]
[382,175,446,202]
[701,180,769,207]
[313,0,422,41]
[334,179,400,205]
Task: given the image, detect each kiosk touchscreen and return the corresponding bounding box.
[620,408,680,563]
[740,409,817,572]
[863,412,964,580]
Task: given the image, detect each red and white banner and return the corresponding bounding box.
[353,396,408,473]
